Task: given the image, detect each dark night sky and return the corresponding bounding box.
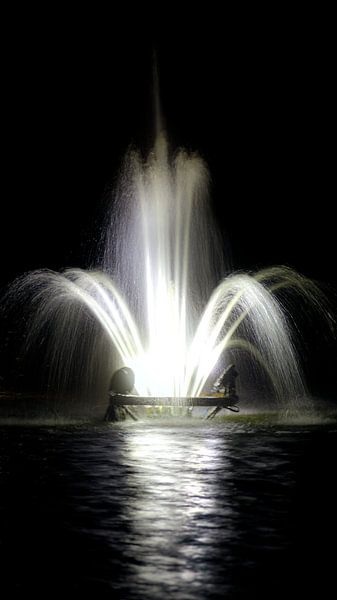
[1,14,335,288]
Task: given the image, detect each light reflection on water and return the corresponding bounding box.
[124,426,235,596]
[1,418,337,597]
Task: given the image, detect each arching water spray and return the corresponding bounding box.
[4,130,334,408]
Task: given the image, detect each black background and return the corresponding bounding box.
[1,10,336,394]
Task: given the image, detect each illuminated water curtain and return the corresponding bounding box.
[9,133,332,401]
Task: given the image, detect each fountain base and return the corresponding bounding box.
[105,393,240,421]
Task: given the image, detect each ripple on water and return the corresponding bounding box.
[1,417,337,597]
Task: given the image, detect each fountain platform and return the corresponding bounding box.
[108,393,239,407]
[105,393,240,421]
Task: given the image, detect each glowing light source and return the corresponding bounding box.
[7,133,332,403]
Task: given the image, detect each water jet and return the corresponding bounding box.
[1,122,334,420]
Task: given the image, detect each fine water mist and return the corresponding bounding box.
[3,128,334,410]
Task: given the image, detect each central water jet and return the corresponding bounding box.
[3,126,333,415]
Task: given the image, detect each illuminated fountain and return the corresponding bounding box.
[5,130,333,411]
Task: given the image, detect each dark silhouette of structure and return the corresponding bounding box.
[213,364,239,399]
[105,367,136,421]
[206,364,239,419]
[105,364,240,422]
[109,367,135,394]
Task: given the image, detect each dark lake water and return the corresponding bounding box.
[1,415,337,598]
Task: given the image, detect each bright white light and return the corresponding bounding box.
[18,135,315,401]
[52,263,307,399]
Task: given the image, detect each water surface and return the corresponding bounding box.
[1,416,336,597]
